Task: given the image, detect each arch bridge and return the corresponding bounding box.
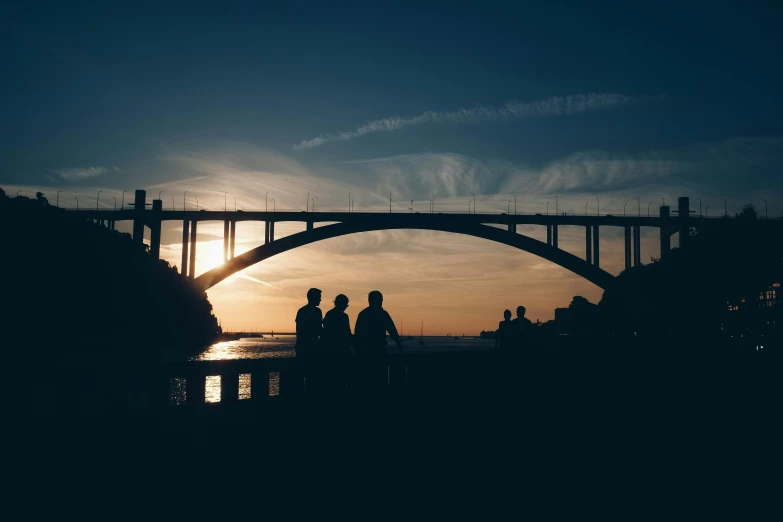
[75,190,707,291]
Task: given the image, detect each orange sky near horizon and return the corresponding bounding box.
[130,218,672,336]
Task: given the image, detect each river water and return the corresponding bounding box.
[188,335,495,402]
[194,334,495,361]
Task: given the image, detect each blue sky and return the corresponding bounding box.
[3,1,782,331]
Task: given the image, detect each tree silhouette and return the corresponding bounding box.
[600,209,782,346]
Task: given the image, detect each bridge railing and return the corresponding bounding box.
[61,207,703,217]
[163,351,496,408]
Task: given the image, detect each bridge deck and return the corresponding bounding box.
[63,208,691,228]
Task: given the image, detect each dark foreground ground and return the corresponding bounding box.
[10,341,781,515]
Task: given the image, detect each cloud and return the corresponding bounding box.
[293,93,658,150]
[53,166,118,182]
[236,273,282,289]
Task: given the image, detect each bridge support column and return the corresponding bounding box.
[507,223,516,234]
[132,189,146,246]
[264,221,270,244]
[223,221,230,261]
[229,221,236,259]
[586,225,593,264]
[660,206,670,259]
[181,220,190,276]
[634,225,641,266]
[307,221,313,232]
[678,196,690,250]
[593,226,600,267]
[552,224,559,248]
[188,220,197,279]
[270,221,275,242]
[624,226,631,269]
[546,225,552,246]
[149,199,162,261]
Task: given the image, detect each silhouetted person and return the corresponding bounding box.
[295,287,323,395]
[322,294,353,394]
[512,305,532,348]
[495,309,513,351]
[354,290,402,396]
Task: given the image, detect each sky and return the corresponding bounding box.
[3,1,783,334]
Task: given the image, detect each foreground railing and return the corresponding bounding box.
[164,351,496,408]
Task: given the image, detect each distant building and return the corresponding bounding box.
[723,283,781,349]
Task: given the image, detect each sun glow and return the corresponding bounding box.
[195,239,244,282]
[200,240,226,272]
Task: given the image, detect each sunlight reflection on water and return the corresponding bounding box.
[194,335,296,361]
[205,375,221,403]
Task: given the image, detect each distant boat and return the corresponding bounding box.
[419,319,425,345]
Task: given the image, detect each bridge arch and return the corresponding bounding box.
[194,220,615,291]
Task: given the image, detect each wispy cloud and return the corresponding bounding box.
[53,166,118,182]
[236,273,282,289]
[293,93,658,150]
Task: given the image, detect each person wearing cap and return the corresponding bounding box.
[295,287,323,395]
[354,290,402,395]
[322,294,353,394]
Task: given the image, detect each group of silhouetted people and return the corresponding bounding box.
[294,288,402,398]
[494,305,533,351]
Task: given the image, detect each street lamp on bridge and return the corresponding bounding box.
[224,192,228,211]
[112,196,117,211]
[473,194,476,214]
[546,201,549,215]
[307,192,310,212]
[584,201,588,216]
[514,194,516,215]
[721,198,727,217]
[432,193,435,214]
[595,196,599,216]
[468,200,471,214]
[97,191,102,210]
[56,191,62,208]
[158,190,163,201]
[234,198,237,212]
[172,197,175,211]
[507,201,510,214]
[705,204,710,218]
[121,191,126,210]
[184,191,188,211]
[389,193,392,214]
[74,196,79,210]
[348,192,351,213]
[661,197,665,207]
[16,190,22,197]
[697,198,702,217]
[273,198,275,212]
[624,202,628,217]
[196,198,199,210]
